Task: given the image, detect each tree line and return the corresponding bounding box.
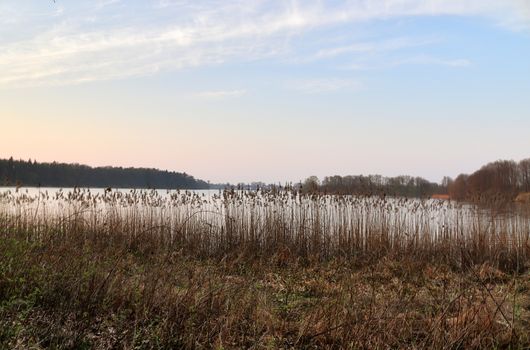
[0,157,210,189]
[301,174,446,198]
[448,158,530,202]
[3,156,529,199]
[301,157,530,201]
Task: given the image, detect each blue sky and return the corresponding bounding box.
[1,0,529,184]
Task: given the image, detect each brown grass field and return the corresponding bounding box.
[1,189,529,349]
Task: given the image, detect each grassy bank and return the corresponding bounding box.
[1,229,529,349]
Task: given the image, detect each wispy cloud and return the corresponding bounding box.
[194,89,247,99]
[313,37,438,60]
[289,79,362,94]
[293,36,445,68]
[341,55,472,71]
[95,0,122,11]
[0,0,528,87]
[393,55,472,68]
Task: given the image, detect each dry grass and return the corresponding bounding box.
[0,188,529,349]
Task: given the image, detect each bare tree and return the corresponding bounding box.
[520,158,530,192]
[449,174,468,200]
[303,176,320,193]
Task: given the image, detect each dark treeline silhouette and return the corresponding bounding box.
[302,158,530,201]
[301,174,446,198]
[0,157,210,189]
[3,156,529,199]
[448,158,530,202]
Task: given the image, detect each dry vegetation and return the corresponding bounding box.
[1,188,529,349]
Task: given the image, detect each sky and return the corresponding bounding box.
[1,0,529,184]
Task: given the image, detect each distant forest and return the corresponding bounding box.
[448,158,530,202]
[0,158,210,189]
[301,157,530,201]
[301,174,447,198]
[2,156,529,200]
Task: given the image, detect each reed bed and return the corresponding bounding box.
[1,188,528,269]
[0,188,529,349]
